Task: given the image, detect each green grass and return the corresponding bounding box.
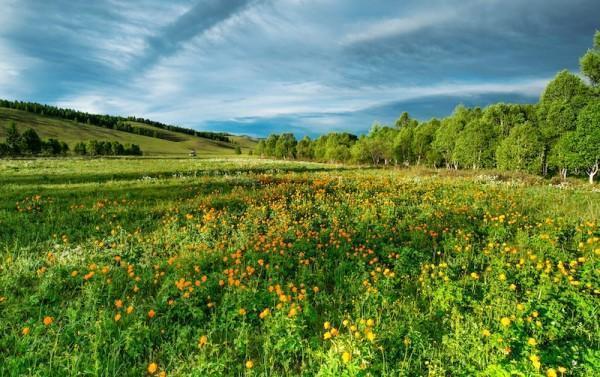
[0,158,598,376]
[0,107,257,156]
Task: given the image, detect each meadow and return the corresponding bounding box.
[0,158,598,376]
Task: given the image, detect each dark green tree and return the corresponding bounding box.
[20,128,42,155]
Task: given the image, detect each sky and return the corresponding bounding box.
[0,0,598,137]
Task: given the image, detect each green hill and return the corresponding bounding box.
[0,107,258,156]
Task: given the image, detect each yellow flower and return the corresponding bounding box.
[239,308,247,316]
[482,329,491,337]
[126,305,134,314]
[22,327,30,336]
[527,338,537,346]
[342,352,352,363]
[500,317,511,327]
[147,362,158,374]
[198,335,208,347]
[323,321,331,330]
[546,368,557,377]
[114,313,122,321]
[366,331,376,342]
[529,355,541,370]
[323,331,331,340]
[366,318,375,327]
[557,366,567,374]
[245,360,254,369]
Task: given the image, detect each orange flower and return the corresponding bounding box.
[22,327,30,335]
[126,305,134,314]
[43,316,53,326]
[147,362,158,374]
[114,313,122,321]
[115,299,123,309]
[148,309,156,319]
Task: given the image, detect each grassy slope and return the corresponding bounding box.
[0,107,257,156]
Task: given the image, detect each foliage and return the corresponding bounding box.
[255,31,600,183]
[0,99,231,143]
[0,158,598,376]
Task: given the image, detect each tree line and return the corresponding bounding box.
[0,100,231,143]
[0,123,142,157]
[256,31,600,183]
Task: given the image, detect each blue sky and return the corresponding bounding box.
[0,0,598,137]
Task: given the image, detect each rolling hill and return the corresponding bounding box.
[0,106,258,156]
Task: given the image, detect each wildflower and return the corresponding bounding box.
[366,318,374,327]
[239,308,247,316]
[43,316,53,326]
[547,368,557,377]
[500,317,511,327]
[529,355,541,370]
[198,335,208,347]
[148,309,156,319]
[245,360,254,369]
[366,331,376,342]
[323,321,331,330]
[342,351,352,363]
[114,313,122,321]
[147,362,158,374]
[115,299,123,309]
[323,331,332,340]
[482,329,491,337]
[22,327,30,335]
[527,338,537,346]
[557,366,566,374]
[259,308,270,319]
[126,305,134,314]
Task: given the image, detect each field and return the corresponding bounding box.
[0,158,598,376]
[0,108,257,156]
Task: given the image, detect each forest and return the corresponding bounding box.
[0,123,142,157]
[0,99,231,143]
[256,32,600,183]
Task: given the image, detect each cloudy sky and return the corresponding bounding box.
[0,0,598,136]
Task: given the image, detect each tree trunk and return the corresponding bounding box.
[560,168,567,181]
[588,162,599,184]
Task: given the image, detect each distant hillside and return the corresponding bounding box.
[0,106,257,156]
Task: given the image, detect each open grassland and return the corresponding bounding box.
[0,158,599,376]
[0,108,257,156]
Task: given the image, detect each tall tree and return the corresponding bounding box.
[496,123,544,173]
[20,128,42,155]
[573,101,600,183]
[5,123,21,155]
[580,31,600,86]
[453,119,498,169]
